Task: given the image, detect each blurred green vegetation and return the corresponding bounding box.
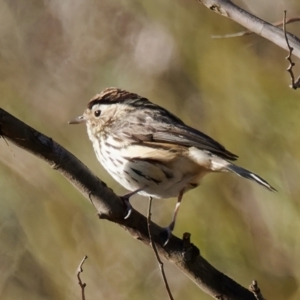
[1,0,300,299]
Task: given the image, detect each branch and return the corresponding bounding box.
[198,0,300,59]
[283,11,300,89]
[0,108,258,300]
[212,16,300,39]
[147,197,174,300]
[77,256,88,300]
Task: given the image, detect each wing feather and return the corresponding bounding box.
[152,124,237,160]
[110,105,238,161]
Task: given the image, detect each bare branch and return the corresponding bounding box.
[147,197,174,300]
[283,11,300,89]
[77,256,88,300]
[0,108,258,299]
[212,16,300,39]
[198,0,300,58]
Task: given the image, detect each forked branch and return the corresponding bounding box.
[198,0,300,58]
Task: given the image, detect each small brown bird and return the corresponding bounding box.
[69,87,276,244]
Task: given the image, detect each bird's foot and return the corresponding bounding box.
[161,221,175,246]
[119,195,133,219]
[119,188,144,219]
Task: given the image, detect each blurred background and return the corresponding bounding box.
[1,0,300,299]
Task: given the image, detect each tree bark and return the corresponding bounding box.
[0,108,258,299]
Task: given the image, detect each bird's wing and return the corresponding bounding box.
[110,107,238,161]
[151,125,237,160]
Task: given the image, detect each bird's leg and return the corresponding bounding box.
[163,189,185,246]
[120,188,143,219]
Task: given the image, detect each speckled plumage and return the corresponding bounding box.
[70,87,276,240]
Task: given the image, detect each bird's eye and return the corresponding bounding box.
[94,110,101,117]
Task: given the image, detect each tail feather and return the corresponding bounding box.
[226,164,277,192]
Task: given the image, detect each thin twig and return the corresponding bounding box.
[77,255,88,300]
[249,280,265,300]
[212,16,300,39]
[283,11,300,89]
[147,197,174,300]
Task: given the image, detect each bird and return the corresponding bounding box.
[69,87,276,244]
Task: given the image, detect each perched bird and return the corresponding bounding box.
[69,87,276,244]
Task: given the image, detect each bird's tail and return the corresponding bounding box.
[226,163,277,192]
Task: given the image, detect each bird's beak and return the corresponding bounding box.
[68,115,87,125]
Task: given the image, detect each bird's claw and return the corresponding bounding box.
[162,222,175,246]
[120,195,133,219]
